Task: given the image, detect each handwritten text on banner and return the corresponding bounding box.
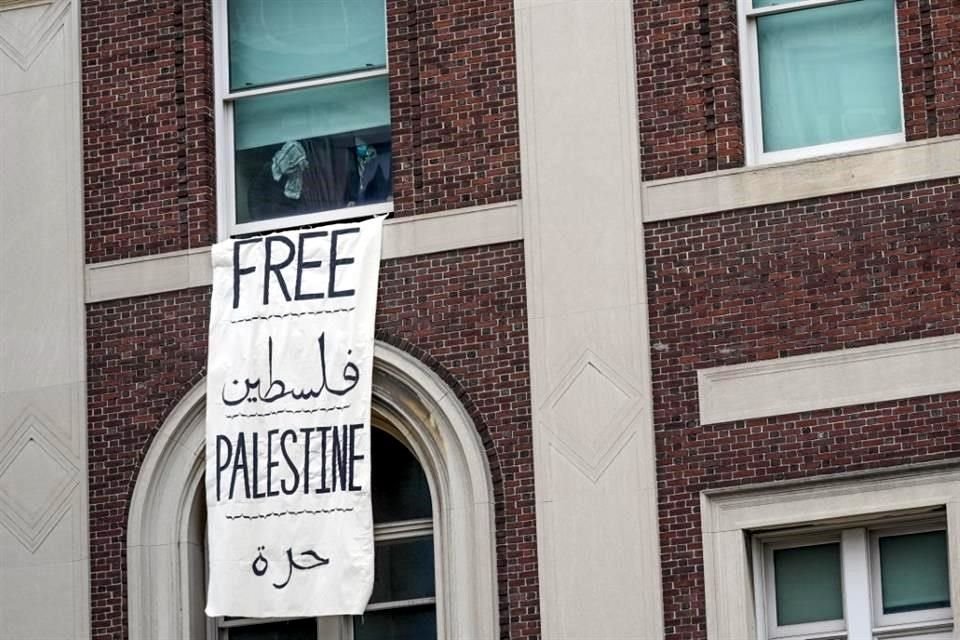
[205,217,384,617]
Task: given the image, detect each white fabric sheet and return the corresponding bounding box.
[205,217,383,617]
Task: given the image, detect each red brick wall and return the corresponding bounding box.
[931,0,960,136]
[900,0,960,140]
[636,1,960,180]
[644,178,960,639]
[387,0,521,218]
[86,243,539,640]
[81,0,215,262]
[82,1,520,263]
[635,0,743,180]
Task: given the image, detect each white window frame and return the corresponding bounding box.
[753,516,954,640]
[738,0,906,165]
[869,522,953,631]
[754,533,848,639]
[701,462,960,640]
[212,0,393,239]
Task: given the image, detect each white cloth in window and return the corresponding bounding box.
[271,141,309,200]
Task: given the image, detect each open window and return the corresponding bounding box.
[215,0,393,237]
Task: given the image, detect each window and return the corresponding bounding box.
[215,0,392,236]
[214,428,438,640]
[753,515,952,640]
[701,463,960,640]
[739,0,905,164]
[127,344,499,639]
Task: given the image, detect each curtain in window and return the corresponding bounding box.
[756,0,902,152]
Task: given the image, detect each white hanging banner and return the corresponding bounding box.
[205,216,384,617]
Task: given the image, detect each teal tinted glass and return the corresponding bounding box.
[233,77,389,152]
[756,0,901,152]
[774,543,844,626]
[879,530,950,614]
[228,0,387,91]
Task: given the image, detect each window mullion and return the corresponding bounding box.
[316,615,348,640]
[841,528,873,640]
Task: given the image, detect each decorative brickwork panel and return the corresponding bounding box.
[86,243,538,640]
[82,0,216,262]
[645,179,960,640]
[635,0,733,181]
[387,0,521,217]
[931,0,960,136]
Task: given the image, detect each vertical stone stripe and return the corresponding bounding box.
[516,0,664,637]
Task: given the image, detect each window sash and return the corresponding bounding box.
[745,0,862,18]
[758,534,848,639]
[224,68,389,103]
[226,0,387,92]
[753,520,953,640]
[870,523,952,629]
[738,0,905,165]
[213,0,393,238]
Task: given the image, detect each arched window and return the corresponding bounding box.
[215,426,438,639]
[128,342,498,639]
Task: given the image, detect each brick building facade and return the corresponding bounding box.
[0,1,957,639]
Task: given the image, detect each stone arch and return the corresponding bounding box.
[127,341,499,638]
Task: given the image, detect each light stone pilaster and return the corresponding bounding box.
[515,1,664,637]
[0,1,88,638]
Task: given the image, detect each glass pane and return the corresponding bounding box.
[354,605,437,640]
[370,536,435,604]
[372,429,432,523]
[773,543,844,626]
[757,0,901,152]
[233,77,391,224]
[229,618,317,640]
[228,0,387,91]
[880,530,950,614]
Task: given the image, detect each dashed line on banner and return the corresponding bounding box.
[224,405,351,419]
[225,508,356,521]
[230,307,356,324]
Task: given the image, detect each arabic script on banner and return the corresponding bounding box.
[205,217,383,617]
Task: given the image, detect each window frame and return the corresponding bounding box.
[212,0,393,239]
[869,521,953,631]
[755,533,848,639]
[738,0,907,165]
[751,516,953,640]
[701,463,960,640]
